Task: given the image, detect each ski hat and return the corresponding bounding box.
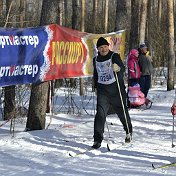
[139,43,147,49]
[130,49,139,56]
[96,37,109,48]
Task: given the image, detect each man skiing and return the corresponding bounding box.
[92,37,132,149]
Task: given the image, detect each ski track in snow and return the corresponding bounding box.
[0,86,176,176]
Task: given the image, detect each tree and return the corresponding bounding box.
[0,0,4,26]
[147,0,152,53]
[129,0,139,50]
[139,0,148,44]
[4,86,16,120]
[157,0,162,25]
[104,0,108,33]
[92,0,98,33]
[72,0,80,30]
[64,0,68,26]
[114,0,127,31]
[167,0,175,90]
[58,0,64,25]
[4,0,16,120]
[26,0,60,131]
[79,0,85,96]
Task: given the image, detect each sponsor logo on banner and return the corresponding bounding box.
[0,24,125,87]
[0,35,39,48]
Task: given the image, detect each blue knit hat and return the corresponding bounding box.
[139,43,147,49]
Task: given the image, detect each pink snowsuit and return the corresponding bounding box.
[128,84,145,106]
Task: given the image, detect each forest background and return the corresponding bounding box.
[0,0,175,131]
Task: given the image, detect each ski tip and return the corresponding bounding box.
[152,163,155,169]
[68,153,73,157]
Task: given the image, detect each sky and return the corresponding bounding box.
[0,85,176,176]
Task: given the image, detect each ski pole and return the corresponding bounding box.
[105,120,111,138]
[172,115,175,148]
[115,72,130,134]
[171,89,176,147]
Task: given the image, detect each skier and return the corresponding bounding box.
[92,37,132,149]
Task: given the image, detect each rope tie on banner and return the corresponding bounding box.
[46,81,54,130]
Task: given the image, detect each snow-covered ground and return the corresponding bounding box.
[0,85,176,176]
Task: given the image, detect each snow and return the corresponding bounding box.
[0,85,176,176]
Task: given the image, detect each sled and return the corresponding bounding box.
[128,84,152,109]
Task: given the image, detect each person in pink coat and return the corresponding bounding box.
[127,49,141,86]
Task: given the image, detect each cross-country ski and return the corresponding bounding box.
[152,162,176,170]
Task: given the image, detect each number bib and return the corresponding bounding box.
[96,58,116,85]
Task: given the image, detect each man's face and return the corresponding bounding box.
[97,45,109,56]
[141,47,147,54]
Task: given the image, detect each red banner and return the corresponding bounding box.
[44,25,88,81]
[0,24,125,86]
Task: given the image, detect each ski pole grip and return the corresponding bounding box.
[171,103,176,116]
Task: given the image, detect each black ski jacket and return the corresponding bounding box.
[93,50,126,97]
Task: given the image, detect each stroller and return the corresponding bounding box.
[128,84,152,109]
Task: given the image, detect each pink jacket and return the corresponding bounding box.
[128,50,141,79]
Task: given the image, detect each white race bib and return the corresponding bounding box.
[96,59,116,85]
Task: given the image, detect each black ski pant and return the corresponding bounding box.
[93,93,132,143]
[139,75,151,97]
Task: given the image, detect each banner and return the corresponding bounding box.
[0,24,125,87]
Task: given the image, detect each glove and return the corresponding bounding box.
[171,103,176,116]
[112,63,121,72]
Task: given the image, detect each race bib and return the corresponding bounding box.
[96,59,116,85]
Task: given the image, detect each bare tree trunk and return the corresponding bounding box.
[92,0,98,92]
[157,0,162,24]
[92,0,98,33]
[104,0,108,33]
[129,0,139,50]
[79,0,85,96]
[147,0,152,53]
[64,0,68,26]
[4,86,16,120]
[72,0,82,93]
[26,0,60,131]
[139,0,148,44]
[114,0,127,31]
[4,0,16,120]
[40,0,60,24]
[81,0,85,31]
[0,0,4,26]
[26,82,49,130]
[72,0,80,30]
[167,0,175,90]
[58,0,63,25]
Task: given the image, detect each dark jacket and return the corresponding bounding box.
[93,50,126,97]
[138,53,153,76]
